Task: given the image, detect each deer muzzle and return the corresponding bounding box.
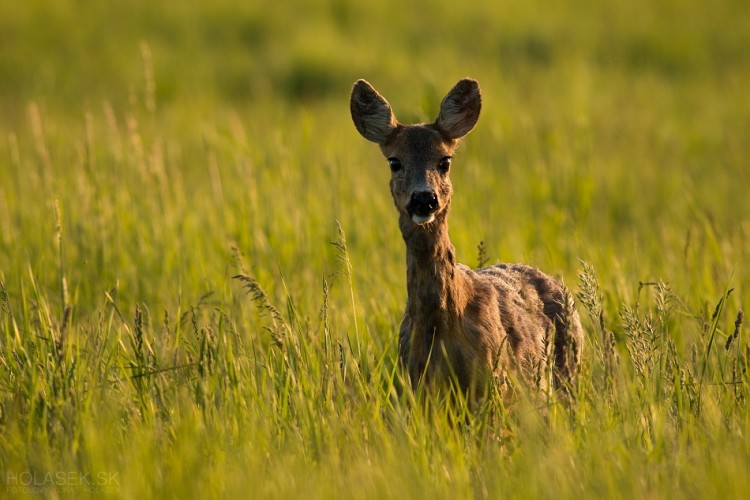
[407,190,439,224]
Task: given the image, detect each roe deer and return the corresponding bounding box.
[350,78,583,402]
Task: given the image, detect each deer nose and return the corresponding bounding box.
[408,190,439,217]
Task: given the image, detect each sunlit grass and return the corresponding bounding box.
[1,0,749,498]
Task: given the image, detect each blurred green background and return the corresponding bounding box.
[3,0,749,113]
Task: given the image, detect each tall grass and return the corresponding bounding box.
[1,0,749,498]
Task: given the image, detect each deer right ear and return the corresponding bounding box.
[435,79,481,140]
[350,80,398,145]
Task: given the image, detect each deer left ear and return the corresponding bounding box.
[434,79,481,140]
[351,80,399,145]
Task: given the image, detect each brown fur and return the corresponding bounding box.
[351,79,583,401]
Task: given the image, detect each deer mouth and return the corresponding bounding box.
[411,213,436,225]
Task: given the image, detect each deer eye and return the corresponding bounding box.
[388,157,402,173]
[438,157,452,173]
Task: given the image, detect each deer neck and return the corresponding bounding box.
[399,210,468,336]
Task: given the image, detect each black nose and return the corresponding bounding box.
[407,191,439,217]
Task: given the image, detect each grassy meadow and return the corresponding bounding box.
[1,0,750,497]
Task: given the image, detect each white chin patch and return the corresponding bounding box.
[411,214,435,225]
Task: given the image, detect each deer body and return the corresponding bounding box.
[351,79,583,399]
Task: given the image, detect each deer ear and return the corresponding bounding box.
[435,79,481,140]
[350,80,398,144]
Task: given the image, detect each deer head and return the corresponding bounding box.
[350,79,482,225]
